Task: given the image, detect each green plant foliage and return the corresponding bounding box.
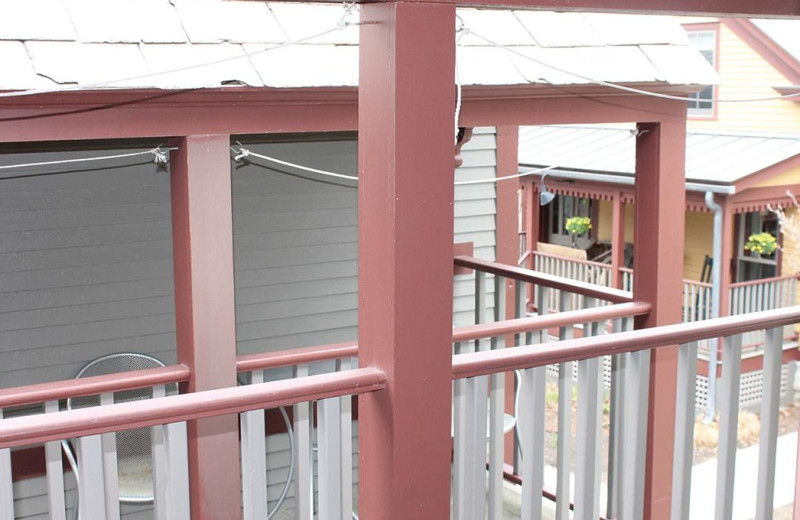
[744,232,777,255]
[565,216,592,236]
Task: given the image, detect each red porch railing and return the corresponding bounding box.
[236,341,358,520]
[0,257,798,520]
[452,296,800,520]
[453,255,647,520]
[0,352,382,520]
[533,250,800,326]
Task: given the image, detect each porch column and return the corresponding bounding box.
[633,120,686,520]
[496,125,521,270]
[527,180,540,268]
[358,4,456,520]
[719,200,735,318]
[496,125,521,462]
[611,193,625,289]
[170,135,241,519]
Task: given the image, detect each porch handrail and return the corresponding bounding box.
[0,364,191,409]
[730,273,800,289]
[684,279,712,289]
[454,255,632,304]
[452,305,800,379]
[236,341,358,372]
[532,250,613,270]
[452,301,650,342]
[518,249,532,267]
[0,367,386,449]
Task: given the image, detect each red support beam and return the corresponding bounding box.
[242,0,800,17]
[719,200,735,316]
[461,93,711,128]
[526,181,539,265]
[357,3,456,519]
[443,0,800,17]
[496,126,521,270]
[633,119,687,520]
[496,126,522,464]
[170,135,241,520]
[0,89,358,142]
[611,193,626,289]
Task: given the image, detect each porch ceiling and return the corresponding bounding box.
[518,124,800,187]
[0,1,715,94]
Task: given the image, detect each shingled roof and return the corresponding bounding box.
[0,0,717,92]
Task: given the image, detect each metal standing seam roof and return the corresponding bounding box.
[518,125,800,185]
[0,0,717,92]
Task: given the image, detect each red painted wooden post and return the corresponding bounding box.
[357,3,456,519]
[527,181,539,266]
[634,120,686,520]
[526,179,539,313]
[170,136,241,520]
[496,125,521,464]
[496,126,521,270]
[719,201,735,320]
[611,194,625,289]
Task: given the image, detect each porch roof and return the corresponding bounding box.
[518,124,800,189]
[0,1,716,93]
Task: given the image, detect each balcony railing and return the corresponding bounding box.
[0,346,372,520]
[0,257,798,520]
[533,250,799,327]
[453,255,649,519]
[453,255,800,519]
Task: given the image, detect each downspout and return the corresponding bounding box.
[704,191,722,422]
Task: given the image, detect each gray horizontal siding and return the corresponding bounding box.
[453,127,498,327]
[232,138,359,356]
[233,130,498,345]
[0,131,498,381]
[0,149,176,388]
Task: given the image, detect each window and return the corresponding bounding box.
[736,211,779,282]
[686,29,717,117]
[548,195,593,248]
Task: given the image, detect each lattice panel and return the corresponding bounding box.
[546,360,795,412]
[694,364,791,411]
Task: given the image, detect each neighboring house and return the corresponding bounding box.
[518,17,800,409]
[0,2,715,519]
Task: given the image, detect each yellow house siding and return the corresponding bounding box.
[686,23,800,134]
[597,200,612,241]
[780,206,800,275]
[625,204,634,243]
[754,164,800,188]
[596,200,634,244]
[684,211,714,281]
[598,201,708,280]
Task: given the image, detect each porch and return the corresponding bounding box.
[0,256,798,520]
[530,249,799,328]
[2,0,800,519]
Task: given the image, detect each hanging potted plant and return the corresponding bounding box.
[744,231,777,256]
[565,216,592,248]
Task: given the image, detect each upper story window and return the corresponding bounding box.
[686,29,717,117]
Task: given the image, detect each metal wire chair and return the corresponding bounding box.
[64,353,178,507]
